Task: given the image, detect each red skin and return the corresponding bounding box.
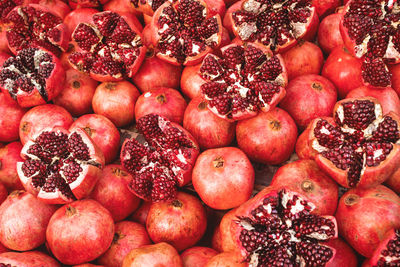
[146,192,207,251]
[37,0,70,18]
[325,238,358,267]
[281,41,324,81]
[0,51,10,65]
[192,147,254,210]
[318,13,344,54]
[211,227,223,252]
[335,185,400,257]
[103,0,142,19]
[53,68,98,117]
[0,182,7,205]
[89,164,141,222]
[0,141,24,190]
[46,199,115,265]
[205,252,247,267]
[0,26,10,53]
[98,221,151,267]
[0,190,57,251]
[385,167,400,193]
[0,243,9,253]
[218,208,237,252]
[322,46,364,99]
[363,228,399,266]
[0,251,60,267]
[180,64,206,99]
[236,108,298,165]
[389,63,400,97]
[135,88,187,124]
[122,242,183,267]
[130,201,151,225]
[183,97,235,149]
[60,42,76,69]
[19,104,73,145]
[74,265,104,267]
[270,159,339,216]
[279,74,338,130]
[92,81,140,127]
[181,247,218,267]
[63,8,98,39]
[0,93,28,142]
[311,0,341,18]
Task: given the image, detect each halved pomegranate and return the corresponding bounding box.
[16,127,105,204]
[120,113,199,202]
[68,11,146,82]
[364,228,400,266]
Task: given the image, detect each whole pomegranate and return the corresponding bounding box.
[205,252,247,267]
[0,190,57,251]
[363,228,400,266]
[180,64,206,99]
[181,246,218,267]
[0,141,23,190]
[130,201,151,225]
[146,192,207,251]
[236,107,298,165]
[192,147,254,210]
[317,13,344,54]
[0,93,27,142]
[46,199,115,265]
[0,251,60,267]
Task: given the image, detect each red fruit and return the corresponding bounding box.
[0,183,6,204]
[53,69,98,117]
[270,159,339,215]
[98,221,151,267]
[120,114,199,202]
[68,0,109,9]
[60,43,77,69]
[63,8,98,38]
[135,87,187,124]
[73,265,104,267]
[17,127,105,204]
[317,13,344,54]
[130,201,151,225]
[386,167,400,193]
[211,227,223,252]
[183,97,235,149]
[0,93,27,142]
[146,192,207,251]
[103,0,142,18]
[69,114,120,164]
[205,252,247,267]
[192,147,254,210]
[364,228,400,266]
[311,0,341,18]
[0,251,60,267]
[0,142,23,190]
[0,51,10,65]
[46,199,115,265]
[218,208,237,252]
[389,63,400,97]
[90,164,141,221]
[229,186,338,265]
[0,48,66,107]
[325,238,358,267]
[180,64,207,99]
[281,41,324,81]
[68,11,146,82]
[19,104,73,145]
[92,81,140,127]
[0,27,9,54]
[38,0,71,18]
[0,190,57,251]
[0,243,9,254]
[122,242,183,267]
[335,185,400,257]
[181,247,218,267]
[236,107,298,165]
[279,74,338,130]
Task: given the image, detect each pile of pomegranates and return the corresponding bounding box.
[1,0,400,265]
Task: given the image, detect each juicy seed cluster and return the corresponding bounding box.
[361,58,392,88]
[376,229,400,266]
[0,0,21,19]
[131,0,166,11]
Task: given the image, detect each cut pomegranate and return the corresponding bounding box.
[120,113,199,202]
[0,251,60,267]
[0,48,65,107]
[68,0,109,9]
[200,42,287,121]
[365,228,400,266]
[17,127,105,204]
[69,11,146,82]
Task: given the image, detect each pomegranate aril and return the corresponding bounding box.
[372,116,400,143]
[314,119,344,149]
[335,99,376,130]
[376,229,400,266]
[361,58,392,88]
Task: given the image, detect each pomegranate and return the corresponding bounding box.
[68,11,146,82]
[68,0,109,9]
[317,13,344,54]
[89,164,141,222]
[181,247,218,267]
[103,0,142,18]
[311,0,341,18]
[364,228,400,266]
[63,8,98,38]
[19,104,73,145]
[192,147,254,210]
[281,41,324,81]
[146,192,207,251]
[229,186,338,265]
[236,107,298,165]
[73,265,104,267]
[0,243,9,254]
[386,167,400,193]
[325,238,358,267]
[0,27,9,54]
[120,114,199,202]
[0,93,27,142]
[335,185,400,257]
[0,51,10,65]
[130,200,151,225]
[135,87,187,124]
[37,0,70,18]
[211,226,223,252]
[46,199,115,265]
[122,242,183,267]
[0,48,66,107]
[0,251,60,267]
[69,114,121,164]
[279,74,338,130]
[180,64,206,99]
[0,190,57,251]
[60,43,77,69]
[0,183,6,204]
[270,159,339,215]
[205,252,247,267]
[98,221,151,267]
[389,63,400,97]
[183,97,236,149]
[92,81,140,127]
[17,127,105,204]
[218,208,237,252]
[0,141,24,190]
[53,69,98,117]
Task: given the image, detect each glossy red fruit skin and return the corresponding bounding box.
[73,264,104,267]
[38,0,71,18]
[0,251,61,267]
[63,8,98,40]
[19,104,74,145]
[135,88,187,124]
[0,93,27,142]
[211,226,223,252]
[236,107,298,165]
[103,0,142,19]
[68,0,109,9]
[270,159,339,215]
[385,167,400,193]
[325,238,358,267]
[0,51,10,65]
[0,142,24,190]
[69,114,120,164]
[311,0,341,18]
[0,190,57,251]
[92,81,140,127]
[192,147,254,210]
[0,26,10,54]
[180,64,206,99]
[0,182,7,205]
[130,201,151,225]
[205,252,247,267]
[318,13,344,54]
[218,208,237,252]
[98,221,151,267]
[279,74,338,130]
[335,185,400,257]
[146,192,207,252]
[181,246,218,267]
[46,199,115,265]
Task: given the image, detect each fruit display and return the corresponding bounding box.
[1,0,400,266]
